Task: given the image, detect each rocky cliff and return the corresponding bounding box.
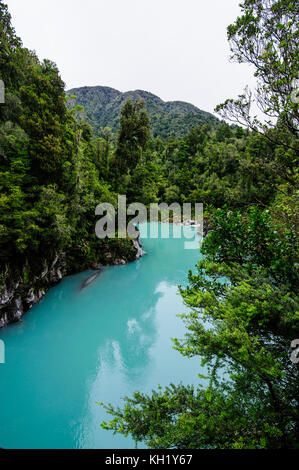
[0,237,145,328]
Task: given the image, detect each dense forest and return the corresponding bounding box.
[0,0,298,449]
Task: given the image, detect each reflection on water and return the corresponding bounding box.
[0,223,206,449]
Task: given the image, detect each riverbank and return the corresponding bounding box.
[0,222,204,449]
[0,235,145,328]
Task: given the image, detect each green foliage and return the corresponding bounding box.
[110,100,151,194]
[99,0,299,449]
[67,86,221,140]
[201,207,298,288]
[0,1,133,280]
[114,100,150,175]
[101,209,299,448]
[217,0,299,136]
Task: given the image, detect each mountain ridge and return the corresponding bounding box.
[66,85,220,139]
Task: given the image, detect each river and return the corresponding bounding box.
[0,223,206,449]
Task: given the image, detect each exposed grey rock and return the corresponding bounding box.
[133,237,146,259]
[0,235,145,327]
[0,312,8,328]
[57,268,62,280]
[26,289,35,304]
[14,297,23,320]
[0,252,67,328]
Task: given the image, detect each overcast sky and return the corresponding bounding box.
[5,0,257,114]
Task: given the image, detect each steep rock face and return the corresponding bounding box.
[0,253,67,328]
[0,238,145,328]
[133,236,146,259]
[67,86,220,139]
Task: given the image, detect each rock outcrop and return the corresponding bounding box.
[0,236,145,328]
[0,253,67,328]
[133,236,146,259]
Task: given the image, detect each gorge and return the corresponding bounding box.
[0,223,204,449]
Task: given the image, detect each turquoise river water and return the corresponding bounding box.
[0,223,206,449]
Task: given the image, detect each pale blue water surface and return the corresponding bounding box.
[0,223,206,449]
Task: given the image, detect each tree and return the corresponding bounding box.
[19,59,70,182]
[216,0,299,139]
[113,100,150,178]
[0,1,23,89]
[101,208,299,449]
[93,127,113,180]
[100,0,299,449]
[0,1,136,314]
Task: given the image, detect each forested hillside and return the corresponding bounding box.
[67,86,220,139]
